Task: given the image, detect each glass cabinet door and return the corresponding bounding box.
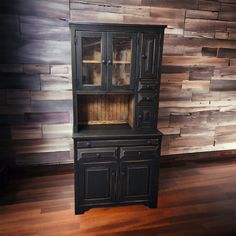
[76,31,106,91]
[107,33,137,91]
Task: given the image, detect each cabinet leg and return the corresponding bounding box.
[149,200,158,209]
[75,207,86,215]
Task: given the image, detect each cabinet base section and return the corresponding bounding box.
[75,201,158,215]
[0,163,8,191]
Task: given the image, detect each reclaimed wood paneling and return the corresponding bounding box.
[1,0,69,19]
[186,10,218,20]
[7,90,31,105]
[162,56,229,67]
[0,39,71,64]
[50,65,70,74]
[15,151,71,165]
[188,18,226,31]
[31,91,72,101]
[0,64,23,73]
[0,14,20,38]
[25,112,70,124]
[210,80,236,91]
[13,138,72,154]
[0,90,6,105]
[11,125,42,140]
[70,2,123,13]
[70,0,142,5]
[0,115,25,125]
[142,0,198,10]
[198,0,221,11]
[219,12,236,21]
[1,0,236,166]
[23,64,50,74]
[42,124,72,138]
[0,74,40,90]
[40,74,72,91]
[150,7,185,28]
[221,3,236,12]
[218,48,236,58]
[70,10,123,22]
[20,23,70,41]
[30,100,72,113]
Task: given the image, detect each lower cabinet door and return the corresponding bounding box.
[78,162,117,205]
[119,160,156,202]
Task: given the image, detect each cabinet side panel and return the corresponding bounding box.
[128,95,135,128]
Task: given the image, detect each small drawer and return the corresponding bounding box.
[138,80,158,93]
[137,93,157,105]
[77,139,160,148]
[120,146,159,160]
[77,147,117,161]
[136,106,156,129]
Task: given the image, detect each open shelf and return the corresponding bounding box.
[113,61,131,64]
[82,60,100,64]
[77,94,135,130]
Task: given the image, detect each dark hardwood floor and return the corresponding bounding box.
[1,159,236,236]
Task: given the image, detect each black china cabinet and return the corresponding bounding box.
[70,23,166,214]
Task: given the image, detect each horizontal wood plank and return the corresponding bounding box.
[162,56,229,67]
[11,125,42,140]
[25,112,70,124]
[198,0,220,11]
[186,10,218,20]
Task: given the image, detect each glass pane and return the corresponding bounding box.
[112,37,131,86]
[82,37,101,85]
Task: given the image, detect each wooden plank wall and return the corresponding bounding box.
[0,0,236,166]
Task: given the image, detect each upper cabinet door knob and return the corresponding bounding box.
[141,54,147,59]
[102,59,106,64]
[108,59,112,65]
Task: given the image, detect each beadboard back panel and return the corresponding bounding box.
[1,0,236,165]
[77,94,134,127]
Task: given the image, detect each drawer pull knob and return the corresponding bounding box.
[138,151,142,156]
[96,153,101,158]
[147,140,151,144]
[86,142,90,147]
[141,54,147,59]
[111,172,116,176]
[146,97,150,101]
[146,85,150,89]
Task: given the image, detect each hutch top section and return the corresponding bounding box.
[70,23,166,94]
[70,23,166,133]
